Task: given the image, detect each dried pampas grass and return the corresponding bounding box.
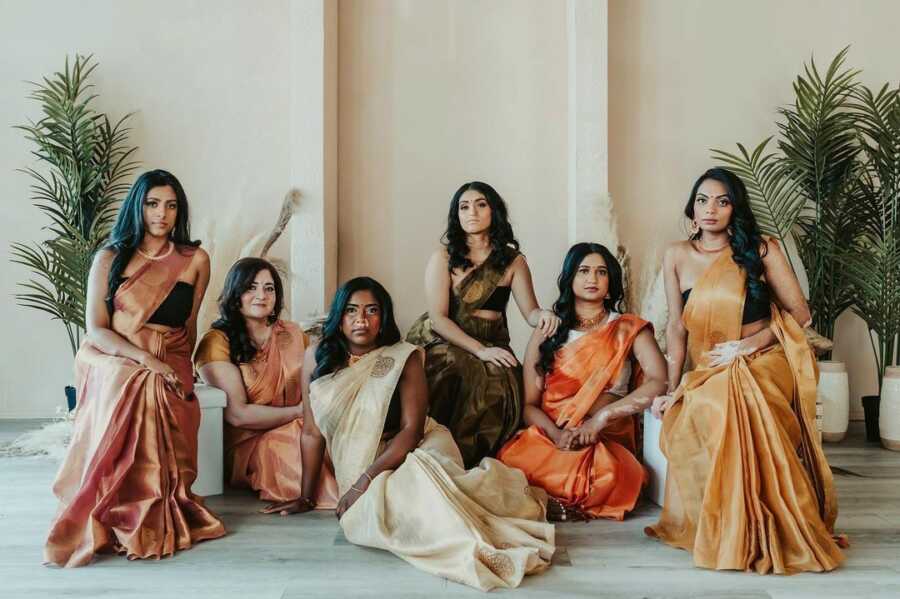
[0,408,73,460]
[638,262,669,351]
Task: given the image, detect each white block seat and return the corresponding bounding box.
[193,384,226,497]
[642,410,667,507]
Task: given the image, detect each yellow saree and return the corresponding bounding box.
[45,246,225,567]
[646,249,843,574]
[309,341,555,591]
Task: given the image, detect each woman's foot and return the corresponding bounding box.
[547,497,590,522]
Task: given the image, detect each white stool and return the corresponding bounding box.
[818,361,849,442]
[642,410,667,506]
[193,384,226,496]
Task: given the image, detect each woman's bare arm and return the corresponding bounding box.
[762,238,812,327]
[198,361,302,429]
[662,245,688,392]
[424,250,485,355]
[185,248,210,348]
[521,328,563,442]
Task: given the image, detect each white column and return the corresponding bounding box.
[567,0,611,246]
[289,0,339,321]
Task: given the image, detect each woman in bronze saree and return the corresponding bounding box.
[45,170,225,567]
[195,258,338,506]
[407,181,560,467]
[264,277,554,591]
[646,168,843,574]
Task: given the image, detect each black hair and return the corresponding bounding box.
[684,167,767,300]
[442,181,520,273]
[311,277,402,381]
[537,243,625,374]
[211,257,284,364]
[105,169,200,313]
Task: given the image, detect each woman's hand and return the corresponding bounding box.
[706,340,752,367]
[476,346,519,368]
[570,412,610,448]
[553,427,576,450]
[535,309,561,338]
[335,473,372,519]
[260,497,315,516]
[651,395,674,419]
[140,353,184,396]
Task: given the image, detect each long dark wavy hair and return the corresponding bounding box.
[685,168,767,300]
[211,258,285,364]
[537,243,625,374]
[105,169,200,314]
[311,277,402,381]
[442,181,520,273]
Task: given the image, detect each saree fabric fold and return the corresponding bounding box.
[646,249,843,574]
[194,320,338,506]
[309,341,555,591]
[44,247,225,567]
[498,314,649,520]
[406,253,523,468]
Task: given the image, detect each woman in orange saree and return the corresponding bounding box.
[646,168,843,574]
[195,258,338,506]
[44,170,225,567]
[498,243,667,521]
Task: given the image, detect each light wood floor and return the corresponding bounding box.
[1,421,898,598]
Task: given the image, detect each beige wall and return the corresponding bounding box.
[609,0,897,416]
[0,0,329,417]
[337,0,571,352]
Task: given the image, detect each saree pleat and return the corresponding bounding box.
[194,321,339,506]
[407,255,523,468]
[310,342,555,591]
[646,249,843,574]
[45,247,225,567]
[498,315,649,520]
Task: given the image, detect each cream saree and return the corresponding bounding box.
[309,341,555,591]
[646,249,843,574]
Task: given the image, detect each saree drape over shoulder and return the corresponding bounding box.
[646,249,843,574]
[193,320,338,506]
[45,247,225,567]
[309,342,555,591]
[498,314,649,520]
[406,253,523,468]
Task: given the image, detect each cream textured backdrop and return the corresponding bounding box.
[609,0,899,418]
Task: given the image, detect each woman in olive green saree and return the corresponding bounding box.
[407,182,560,467]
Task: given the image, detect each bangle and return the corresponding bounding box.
[361,471,374,484]
[350,485,366,494]
[297,496,316,510]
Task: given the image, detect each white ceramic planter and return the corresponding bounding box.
[879,367,900,451]
[642,410,667,506]
[818,361,849,443]
[193,384,226,496]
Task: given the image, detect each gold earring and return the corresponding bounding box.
[690,220,699,237]
[727,225,734,238]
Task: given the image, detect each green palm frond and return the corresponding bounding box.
[9,54,138,356]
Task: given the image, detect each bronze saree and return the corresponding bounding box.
[309,341,555,591]
[406,255,523,467]
[44,246,225,567]
[646,249,843,574]
[194,320,339,506]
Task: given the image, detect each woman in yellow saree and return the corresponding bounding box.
[45,170,225,567]
[264,277,555,591]
[195,257,338,506]
[646,168,843,574]
[498,243,667,521]
[406,181,560,467]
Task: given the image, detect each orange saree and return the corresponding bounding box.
[498,314,649,520]
[44,246,225,567]
[646,249,843,574]
[194,320,338,506]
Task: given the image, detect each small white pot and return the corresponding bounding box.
[879,367,900,451]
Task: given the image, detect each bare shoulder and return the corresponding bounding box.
[664,240,691,264]
[91,247,116,272]
[191,246,210,265]
[760,235,783,259]
[428,248,450,266]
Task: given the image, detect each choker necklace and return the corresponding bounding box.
[575,311,608,330]
[136,241,174,261]
[694,239,729,253]
[348,350,374,366]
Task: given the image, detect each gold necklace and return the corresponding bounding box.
[694,239,729,253]
[575,310,608,330]
[136,240,174,261]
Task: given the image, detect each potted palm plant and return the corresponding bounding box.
[10,54,138,409]
[712,49,862,442]
[842,82,900,446]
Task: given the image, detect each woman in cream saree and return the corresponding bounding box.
[45,170,225,567]
[265,277,554,591]
[646,168,843,574]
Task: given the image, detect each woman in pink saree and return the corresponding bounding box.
[44,170,225,567]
